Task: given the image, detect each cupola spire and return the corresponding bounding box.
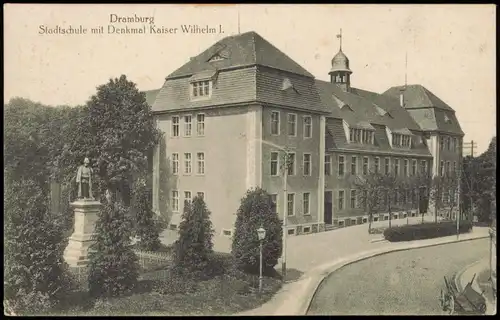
[329,28,352,92]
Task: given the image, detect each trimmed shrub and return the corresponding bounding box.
[173,196,215,275]
[133,185,162,251]
[88,202,140,297]
[4,179,70,315]
[384,220,473,242]
[232,188,283,274]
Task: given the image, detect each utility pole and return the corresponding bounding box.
[462,140,478,221]
[281,150,289,283]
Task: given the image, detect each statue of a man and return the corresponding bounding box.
[76,157,94,199]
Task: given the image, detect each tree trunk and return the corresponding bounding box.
[368,214,372,234]
[388,205,392,228]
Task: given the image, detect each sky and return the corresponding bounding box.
[4,4,496,154]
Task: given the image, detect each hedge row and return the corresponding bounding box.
[384,220,473,242]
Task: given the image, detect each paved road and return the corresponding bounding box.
[307,238,490,315]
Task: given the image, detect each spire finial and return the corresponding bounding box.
[336,28,343,50]
[405,51,408,88]
[237,8,241,34]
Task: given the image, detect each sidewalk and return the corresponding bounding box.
[237,225,490,316]
[455,259,497,315]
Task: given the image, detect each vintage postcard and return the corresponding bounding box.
[4,3,496,316]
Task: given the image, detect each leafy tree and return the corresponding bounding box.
[232,188,283,274]
[380,173,399,228]
[133,181,162,251]
[354,171,385,233]
[4,179,69,314]
[444,173,460,220]
[173,196,215,274]
[57,75,162,203]
[430,176,446,223]
[4,98,78,193]
[87,201,139,297]
[408,173,431,223]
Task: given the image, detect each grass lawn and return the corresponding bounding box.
[47,254,282,316]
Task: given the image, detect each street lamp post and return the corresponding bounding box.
[254,139,289,284]
[257,226,266,295]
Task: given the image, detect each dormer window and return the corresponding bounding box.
[209,55,224,62]
[192,80,210,97]
[189,70,217,100]
[392,133,411,148]
[349,128,374,144]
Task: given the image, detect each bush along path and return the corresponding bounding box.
[384,220,473,242]
[43,191,286,316]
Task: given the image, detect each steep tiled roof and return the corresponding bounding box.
[382,85,464,135]
[167,31,314,79]
[152,66,329,114]
[383,84,454,111]
[315,80,422,131]
[326,119,431,157]
[144,89,161,106]
[316,81,431,157]
[153,67,258,112]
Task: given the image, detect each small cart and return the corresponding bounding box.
[440,273,487,315]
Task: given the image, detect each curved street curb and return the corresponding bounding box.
[288,235,490,316]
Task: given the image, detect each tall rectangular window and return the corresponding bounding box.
[412,159,417,176]
[446,161,450,176]
[270,194,278,214]
[287,193,295,216]
[172,153,179,175]
[303,153,311,176]
[184,191,192,205]
[196,152,205,175]
[420,160,426,175]
[394,159,400,176]
[303,193,310,215]
[196,114,205,136]
[338,155,345,176]
[404,159,409,176]
[453,161,457,173]
[172,116,180,137]
[423,161,428,174]
[446,137,451,151]
[270,152,279,176]
[375,157,380,174]
[184,115,192,137]
[184,153,192,174]
[338,190,345,210]
[440,136,445,150]
[172,190,179,212]
[351,156,357,175]
[384,158,390,175]
[303,116,312,138]
[287,113,297,136]
[363,157,369,175]
[350,190,357,208]
[325,155,332,176]
[271,111,280,135]
[287,153,296,176]
[440,161,444,177]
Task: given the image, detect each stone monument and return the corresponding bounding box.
[63,158,101,267]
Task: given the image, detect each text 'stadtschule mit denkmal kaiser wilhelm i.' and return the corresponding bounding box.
[38,13,225,35]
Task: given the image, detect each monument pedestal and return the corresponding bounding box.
[63,199,101,267]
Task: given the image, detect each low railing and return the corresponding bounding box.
[133,249,172,270]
